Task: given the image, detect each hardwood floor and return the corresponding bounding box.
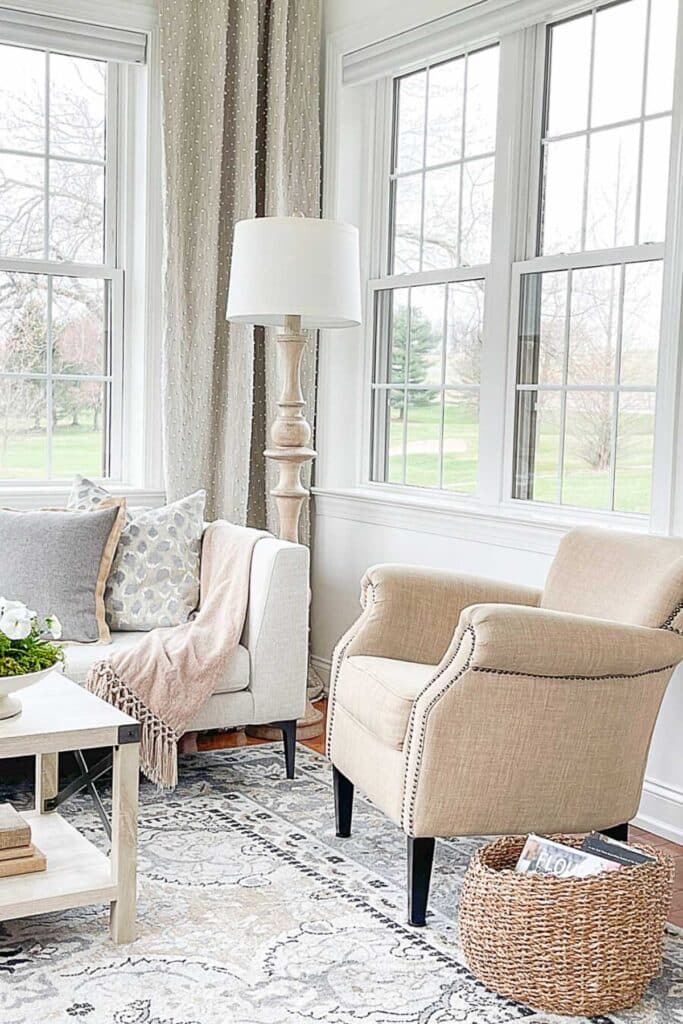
[196,699,683,927]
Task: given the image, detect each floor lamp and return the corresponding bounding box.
[226,216,362,738]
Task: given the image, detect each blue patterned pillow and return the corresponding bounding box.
[68,477,205,631]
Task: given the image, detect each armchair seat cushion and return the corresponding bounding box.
[62,632,250,695]
[339,655,435,749]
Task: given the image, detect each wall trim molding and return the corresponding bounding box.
[0,486,166,511]
[311,655,332,692]
[635,776,683,845]
[314,487,578,555]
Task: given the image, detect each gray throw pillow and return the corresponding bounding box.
[68,477,205,631]
[0,504,126,643]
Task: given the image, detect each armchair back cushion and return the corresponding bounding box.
[541,527,683,630]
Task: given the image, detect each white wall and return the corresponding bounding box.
[313,0,683,843]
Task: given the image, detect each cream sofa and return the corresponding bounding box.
[63,529,309,777]
[327,527,683,926]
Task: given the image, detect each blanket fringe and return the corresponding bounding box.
[86,660,180,790]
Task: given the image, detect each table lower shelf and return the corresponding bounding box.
[0,810,116,922]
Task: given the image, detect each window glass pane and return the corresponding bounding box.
[541,136,585,255]
[387,389,405,483]
[386,288,408,384]
[52,379,106,478]
[392,174,421,274]
[614,392,654,513]
[591,0,646,128]
[0,44,45,153]
[464,46,498,156]
[460,156,494,265]
[426,58,464,166]
[409,285,444,386]
[422,165,459,270]
[639,117,671,244]
[446,280,483,385]
[52,277,108,376]
[395,71,426,173]
[568,265,619,385]
[517,272,567,386]
[0,153,45,258]
[513,390,562,503]
[546,14,591,137]
[0,378,47,479]
[405,390,440,486]
[646,0,678,114]
[563,390,613,509]
[391,45,498,275]
[443,391,478,493]
[620,261,662,386]
[49,158,105,263]
[49,54,106,162]
[585,124,639,250]
[0,272,48,373]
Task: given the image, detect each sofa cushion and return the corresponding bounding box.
[338,655,434,749]
[62,631,251,695]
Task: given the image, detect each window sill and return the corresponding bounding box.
[0,483,166,511]
[311,485,651,555]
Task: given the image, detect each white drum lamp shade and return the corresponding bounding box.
[226,216,362,329]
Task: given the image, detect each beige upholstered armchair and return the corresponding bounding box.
[327,527,683,927]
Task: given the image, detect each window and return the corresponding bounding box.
[512,0,678,514]
[365,0,681,522]
[0,32,131,483]
[371,46,499,492]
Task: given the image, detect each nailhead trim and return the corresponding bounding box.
[326,630,358,760]
[470,662,678,681]
[661,598,683,635]
[401,625,476,835]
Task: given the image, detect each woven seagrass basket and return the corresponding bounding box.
[459,834,674,1016]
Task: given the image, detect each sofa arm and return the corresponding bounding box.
[459,603,683,677]
[243,537,309,723]
[346,564,541,666]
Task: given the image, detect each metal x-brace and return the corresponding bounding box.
[42,725,141,841]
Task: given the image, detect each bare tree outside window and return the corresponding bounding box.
[512,0,677,515]
[0,42,115,480]
[371,44,498,492]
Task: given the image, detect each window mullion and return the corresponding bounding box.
[478,29,535,507]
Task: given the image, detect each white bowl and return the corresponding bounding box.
[0,665,60,720]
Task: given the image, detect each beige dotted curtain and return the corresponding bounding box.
[159,0,321,538]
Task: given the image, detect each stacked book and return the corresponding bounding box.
[0,803,47,878]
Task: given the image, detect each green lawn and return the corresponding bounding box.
[0,425,103,479]
[386,401,653,513]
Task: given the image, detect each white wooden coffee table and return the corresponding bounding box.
[0,672,140,943]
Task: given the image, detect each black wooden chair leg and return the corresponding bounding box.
[603,822,629,842]
[333,765,354,837]
[273,720,296,779]
[408,836,435,927]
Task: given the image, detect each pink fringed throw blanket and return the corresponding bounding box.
[86,520,266,788]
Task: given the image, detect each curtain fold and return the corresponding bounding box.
[159,0,321,534]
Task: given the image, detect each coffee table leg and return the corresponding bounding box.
[110,742,139,944]
[35,752,58,813]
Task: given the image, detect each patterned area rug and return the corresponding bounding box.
[0,745,681,1023]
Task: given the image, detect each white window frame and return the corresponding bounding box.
[0,0,163,505]
[349,0,683,535]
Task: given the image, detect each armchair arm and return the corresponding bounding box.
[346,564,541,666]
[460,603,683,677]
[243,537,309,722]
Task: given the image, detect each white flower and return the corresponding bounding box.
[0,600,35,640]
[44,614,62,640]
